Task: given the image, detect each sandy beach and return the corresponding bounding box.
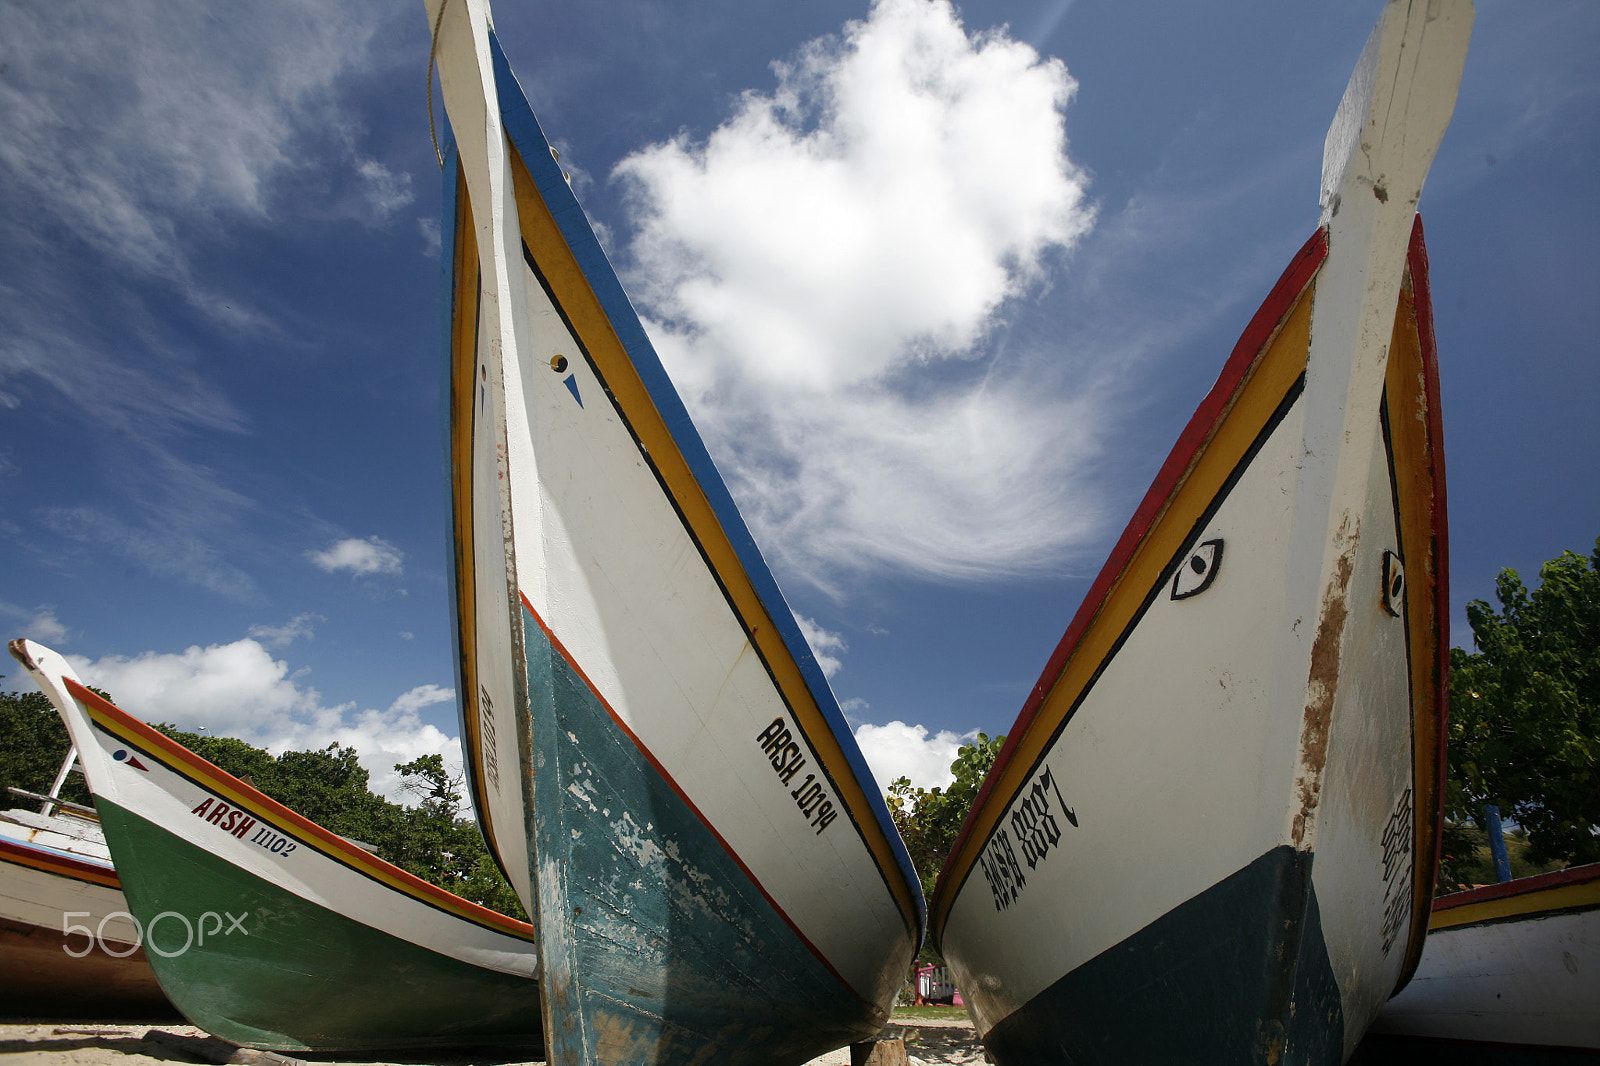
[0,1014,988,1066]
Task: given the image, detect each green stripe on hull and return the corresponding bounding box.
[522,604,880,1066]
[984,845,1344,1066]
[96,800,542,1052]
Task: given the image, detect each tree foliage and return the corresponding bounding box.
[886,732,1006,910]
[154,726,528,919]
[0,683,526,920]
[0,680,101,809]
[1444,538,1600,880]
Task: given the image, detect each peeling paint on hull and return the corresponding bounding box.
[930,4,1467,1060]
[523,603,885,1066]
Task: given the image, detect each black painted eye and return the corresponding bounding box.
[550,355,569,373]
[1172,539,1223,600]
[1382,551,1406,617]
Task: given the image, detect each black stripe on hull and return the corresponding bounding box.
[984,846,1344,1066]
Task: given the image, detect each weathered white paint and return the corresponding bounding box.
[1,805,111,863]
[1304,422,1417,1052]
[942,391,1313,1034]
[427,0,534,912]
[431,0,917,1016]
[1371,906,1600,1049]
[1292,4,1470,1051]
[936,1,1470,1056]
[0,818,136,946]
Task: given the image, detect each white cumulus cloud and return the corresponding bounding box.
[308,536,403,577]
[64,639,461,805]
[616,0,1100,590]
[854,719,982,794]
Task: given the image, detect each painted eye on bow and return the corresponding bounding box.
[1381,550,1405,617]
[1172,539,1223,600]
[550,355,569,373]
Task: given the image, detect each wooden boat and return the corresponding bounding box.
[10,638,544,1053]
[427,1,924,1062]
[929,4,1469,1063]
[1364,863,1600,1054]
[1,766,175,1019]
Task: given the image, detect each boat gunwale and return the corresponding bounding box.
[447,30,925,940]
[61,678,540,944]
[1389,216,1452,989]
[930,228,1330,941]
[1428,861,1600,929]
[440,145,528,903]
[0,833,119,890]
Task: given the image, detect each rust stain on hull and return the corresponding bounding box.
[1292,514,1358,848]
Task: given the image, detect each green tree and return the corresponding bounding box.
[0,682,527,918]
[153,726,528,920]
[886,732,1005,908]
[0,680,100,810]
[1444,538,1600,880]
[395,752,466,819]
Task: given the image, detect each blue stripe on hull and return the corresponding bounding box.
[488,29,923,926]
[521,604,879,1066]
[983,846,1343,1066]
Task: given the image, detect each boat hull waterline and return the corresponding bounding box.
[11,639,545,1053]
[0,824,174,1019]
[930,3,1469,1062]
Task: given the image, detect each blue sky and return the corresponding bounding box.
[2,0,1595,799]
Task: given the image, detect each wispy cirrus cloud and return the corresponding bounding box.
[247,613,325,648]
[0,0,401,290]
[0,0,411,600]
[794,613,848,677]
[0,601,70,646]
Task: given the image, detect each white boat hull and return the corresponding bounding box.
[931,4,1469,1061]
[1369,864,1600,1051]
[428,2,923,1061]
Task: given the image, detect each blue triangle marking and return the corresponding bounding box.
[563,373,583,407]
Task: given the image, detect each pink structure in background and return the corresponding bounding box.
[916,963,963,1006]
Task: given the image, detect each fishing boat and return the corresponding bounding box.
[10,638,544,1053]
[930,3,1469,1063]
[1364,863,1600,1055]
[427,1,923,1062]
[1,754,174,1019]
